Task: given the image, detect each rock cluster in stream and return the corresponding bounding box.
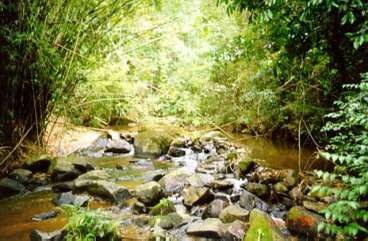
[0,129,333,241]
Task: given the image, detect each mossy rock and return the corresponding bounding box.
[134,124,181,158]
[286,206,324,238]
[244,209,287,241]
[24,154,55,173]
[150,198,176,216]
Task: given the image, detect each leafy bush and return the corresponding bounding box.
[214,0,368,140]
[201,29,331,139]
[62,206,119,241]
[312,73,368,238]
[0,0,144,166]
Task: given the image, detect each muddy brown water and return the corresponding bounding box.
[0,130,328,241]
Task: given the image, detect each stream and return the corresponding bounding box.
[0,125,327,241]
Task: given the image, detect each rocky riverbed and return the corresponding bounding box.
[0,125,332,241]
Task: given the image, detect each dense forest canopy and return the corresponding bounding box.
[0,0,367,239]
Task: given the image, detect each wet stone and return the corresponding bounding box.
[32,211,59,221]
[186,218,226,239]
[30,229,65,241]
[157,212,183,229]
[286,206,325,238]
[134,181,163,205]
[210,179,233,190]
[187,173,215,188]
[219,205,249,223]
[239,190,269,212]
[53,191,90,206]
[168,146,186,157]
[244,209,287,241]
[243,182,268,197]
[0,177,26,199]
[224,220,248,241]
[74,179,131,203]
[25,155,54,173]
[203,199,229,219]
[182,186,214,207]
[9,168,32,184]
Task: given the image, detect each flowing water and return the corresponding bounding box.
[0,128,327,241]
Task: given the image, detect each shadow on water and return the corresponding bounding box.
[231,134,332,170]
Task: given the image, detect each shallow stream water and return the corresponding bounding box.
[0,129,325,241]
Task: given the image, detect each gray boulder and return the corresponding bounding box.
[224,220,248,241]
[203,199,229,218]
[239,190,269,212]
[134,125,179,158]
[159,168,190,194]
[50,160,80,182]
[0,177,26,198]
[30,229,65,241]
[219,205,249,223]
[186,218,226,239]
[53,191,90,206]
[134,181,163,205]
[182,186,214,207]
[9,168,32,184]
[74,179,131,203]
[243,182,268,197]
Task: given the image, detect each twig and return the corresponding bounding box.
[0,126,33,167]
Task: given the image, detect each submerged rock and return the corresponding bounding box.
[134,181,163,205]
[0,177,26,198]
[219,205,249,223]
[239,190,269,212]
[286,206,324,238]
[244,209,287,241]
[144,169,166,182]
[74,179,131,203]
[32,211,59,221]
[182,186,214,207]
[186,218,226,239]
[75,170,110,181]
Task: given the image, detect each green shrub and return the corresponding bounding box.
[312,73,368,238]
[62,205,119,241]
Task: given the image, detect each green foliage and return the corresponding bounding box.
[62,205,119,241]
[312,73,368,238]
[213,0,368,139]
[217,0,368,82]
[65,0,243,127]
[0,0,144,164]
[201,27,331,138]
